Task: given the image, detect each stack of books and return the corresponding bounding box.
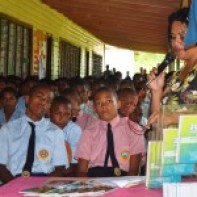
[163,182,197,197]
[146,114,197,188]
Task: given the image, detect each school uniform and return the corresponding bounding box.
[0,115,69,176]
[15,96,26,115]
[0,108,23,127]
[75,116,145,175]
[76,110,97,130]
[63,121,82,164]
[80,100,98,118]
[141,96,150,120]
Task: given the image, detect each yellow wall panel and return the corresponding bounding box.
[0,0,104,50]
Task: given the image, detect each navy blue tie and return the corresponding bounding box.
[104,123,119,168]
[23,122,36,175]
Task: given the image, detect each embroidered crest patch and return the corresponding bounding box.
[121,151,130,160]
[38,149,50,160]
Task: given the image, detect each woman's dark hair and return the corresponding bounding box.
[168,7,190,44]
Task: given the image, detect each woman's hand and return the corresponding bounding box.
[147,67,166,92]
[148,111,179,128]
[148,111,160,126]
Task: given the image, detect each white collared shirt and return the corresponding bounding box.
[0,115,69,176]
[63,121,82,164]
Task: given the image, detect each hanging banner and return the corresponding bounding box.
[32,29,47,78]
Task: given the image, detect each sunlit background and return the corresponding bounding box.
[105,45,165,79]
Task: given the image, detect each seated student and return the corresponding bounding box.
[0,77,6,93]
[76,110,97,131]
[0,87,22,127]
[117,88,138,118]
[118,79,135,91]
[106,75,120,92]
[16,77,38,116]
[90,79,106,99]
[50,96,82,176]
[61,88,81,122]
[135,81,149,125]
[129,103,144,124]
[117,88,146,175]
[71,79,97,118]
[0,84,69,184]
[75,87,145,177]
[48,80,59,97]
[129,103,148,176]
[62,88,96,130]
[0,77,7,110]
[55,77,69,95]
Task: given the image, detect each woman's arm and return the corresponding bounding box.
[147,69,166,113]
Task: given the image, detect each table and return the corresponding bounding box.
[0,177,162,197]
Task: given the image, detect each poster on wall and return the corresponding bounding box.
[33,28,47,79]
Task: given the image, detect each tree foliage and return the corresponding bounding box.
[134,51,165,73]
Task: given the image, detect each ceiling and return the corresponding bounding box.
[42,0,181,53]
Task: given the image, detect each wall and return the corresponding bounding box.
[0,0,104,78]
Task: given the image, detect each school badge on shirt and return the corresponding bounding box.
[114,167,121,176]
[38,149,50,160]
[120,150,130,161]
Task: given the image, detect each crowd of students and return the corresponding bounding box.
[0,73,148,184]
